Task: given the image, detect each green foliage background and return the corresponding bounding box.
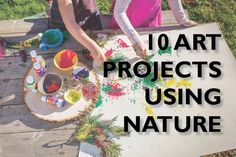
[0,0,47,20]
[0,0,235,58]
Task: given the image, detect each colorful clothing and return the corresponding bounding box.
[109,0,188,45]
[48,0,102,31]
[109,0,162,44]
[110,0,162,28]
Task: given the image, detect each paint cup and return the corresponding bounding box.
[64,89,81,104]
[33,62,45,77]
[37,73,63,95]
[40,29,63,50]
[41,96,65,108]
[54,50,78,71]
[36,55,47,69]
[30,50,37,62]
[72,66,89,82]
[26,76,38,93]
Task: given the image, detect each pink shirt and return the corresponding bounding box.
[110,0,162,28]
[109,0,162,44]
[109,0,188,45]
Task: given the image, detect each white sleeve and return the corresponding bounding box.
[113,0,141,45]
[167,0,188,24]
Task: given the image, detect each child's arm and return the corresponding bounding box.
[113,0,146,58]
[57,0,106,64]
[167,0,197,27]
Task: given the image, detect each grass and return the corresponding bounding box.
[184,0,236,58]
[0,0,47,20]
[0,0,235,58]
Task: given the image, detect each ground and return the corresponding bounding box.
[0,0,235,58]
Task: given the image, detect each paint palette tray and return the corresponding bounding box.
[23,58,100,123]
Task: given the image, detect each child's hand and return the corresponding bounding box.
[133,41,147,59]
[181,20,198,27]
[90,44,106,65]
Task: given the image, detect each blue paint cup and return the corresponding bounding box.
[40,29,63,50]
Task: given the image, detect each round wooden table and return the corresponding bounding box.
[23,58,100,123]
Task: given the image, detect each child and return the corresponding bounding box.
[48,0,197,62]
[110,0,198,58]
[48,0,106,64]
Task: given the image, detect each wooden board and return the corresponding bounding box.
[0,11,183,35]
[0,105,75,134]
[0,130,79,157]
[0,79,24,105]
[0,57,32,80]
[0,18,48,35]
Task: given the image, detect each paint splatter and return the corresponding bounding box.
[117,39,129,48]
[131,82,141,91]
[145,54,155,65]
[158,46,172,55]
[107,53,126,64]
[102,83,112,92]
[102,82,125,98]
[176,79,192,87]
[96,95,103,108]
[129,98,136,104]
[105,48,113,58]
[142,72,167,89]
[143,72,157,88]
[165,79,176,88]
[143,102,157,117]
[145,54,155,62]
[131,79,142,92]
